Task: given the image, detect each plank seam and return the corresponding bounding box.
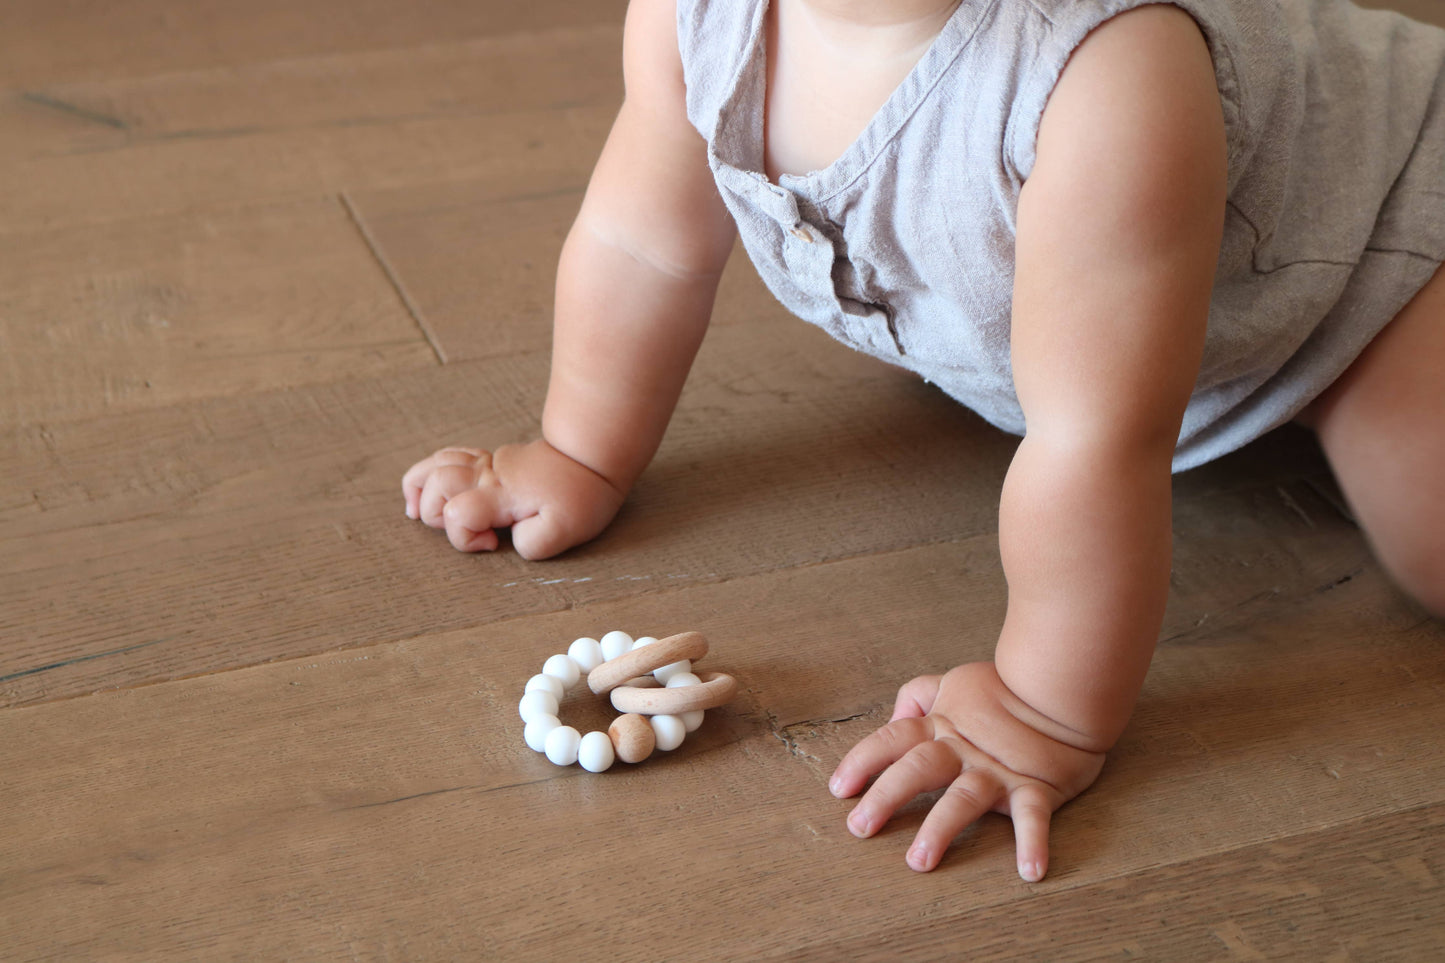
[338,190,447,364]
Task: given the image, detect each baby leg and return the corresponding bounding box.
[1300,261,1445,616]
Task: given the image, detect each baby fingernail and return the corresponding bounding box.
[1020,861,1043,882]
[848,810,872,837]
[828,775,843,796]
[908,844,932,870]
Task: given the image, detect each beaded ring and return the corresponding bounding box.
[519,630,738,772]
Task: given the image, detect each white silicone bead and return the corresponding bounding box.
[577,731,616,773]
[525,673,565,701]
[664,672,703,689]
[544,725,582,766]
[680,709,705,732]
[600,631,634,661]
[542,653,581,688]
[653,658,692,684]
[519,690,560,723]
[631,635,659,649]
[524,714,562,751]
[567,637,605,673]
[651,714,686,751]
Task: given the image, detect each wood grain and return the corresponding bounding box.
[1,542,1439,960]
[0,310,1367,709]
[0,196,433,425]
[5,0,1444,956]
[791,804,1445,961]
[0,321,1016,706]
[345,182,785,362]
[0,103,615,233]
[0,0,628,87]
[2,25,624,162]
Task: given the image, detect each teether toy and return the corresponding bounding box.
[520,630,738,772]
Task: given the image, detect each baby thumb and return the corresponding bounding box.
[509,510,575,561]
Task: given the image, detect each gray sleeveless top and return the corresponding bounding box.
[676,0,1445,470]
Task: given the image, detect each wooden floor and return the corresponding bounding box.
[3,1,1444,959]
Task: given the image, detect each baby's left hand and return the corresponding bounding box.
[829,662,1106,880]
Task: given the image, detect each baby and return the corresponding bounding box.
[402,0,1445,880]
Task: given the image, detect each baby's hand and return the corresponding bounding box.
[401,440,625,560]
[829,662,1106,880]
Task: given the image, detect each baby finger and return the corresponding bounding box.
[442,487,515,552]
[418,463,482,527]
[846,739,962,839]
[829,716,932,799]
[403,448,485,502]
[890,674,943,722]
[1006,782,1055,882]
[905,767,1005,872]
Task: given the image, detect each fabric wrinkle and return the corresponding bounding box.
[676,0,1445,471]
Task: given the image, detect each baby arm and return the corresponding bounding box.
[831,6,1227,878]
[402,0,736,559]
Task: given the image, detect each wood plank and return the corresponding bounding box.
[2,25,623,162]
[793,804,1445,961]
[346,181,785,361]
[0,321,1016,706]
[0,301,1373,708]
[0,0,627,87]
[0,196,434,425]
[7,1,1442,959]
[2,537,1440,959]
[0,102,614,233]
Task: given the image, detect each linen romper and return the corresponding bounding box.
[676,0,1445,471]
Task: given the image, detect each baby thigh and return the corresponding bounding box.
[1302,261,1445,617]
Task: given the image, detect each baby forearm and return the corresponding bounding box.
[542,216,723,492]
[993,435,1174,752]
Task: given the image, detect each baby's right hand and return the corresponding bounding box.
[401,439,626,560]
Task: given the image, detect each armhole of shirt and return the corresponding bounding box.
[1005,0,1245,186]
[676,0,710,138]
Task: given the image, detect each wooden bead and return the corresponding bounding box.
[587,631,709,695]
[608,713,655,764]
[609,671,738,715]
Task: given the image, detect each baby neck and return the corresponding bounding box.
[787,0,962,59]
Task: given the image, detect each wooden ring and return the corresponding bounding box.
[609,671,738,714]
[586,631,709,695]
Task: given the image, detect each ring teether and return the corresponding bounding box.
[519,630,736,772]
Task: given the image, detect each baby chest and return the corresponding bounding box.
[762,1,931,183]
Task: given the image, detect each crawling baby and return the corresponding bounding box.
[402,0,1445,879]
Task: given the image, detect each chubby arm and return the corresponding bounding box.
[544,0,737,491]
[831,4,1227,877]
[403,0,736,558]
[999,2,1225,749]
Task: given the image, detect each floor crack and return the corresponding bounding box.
[766,708,877,764]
